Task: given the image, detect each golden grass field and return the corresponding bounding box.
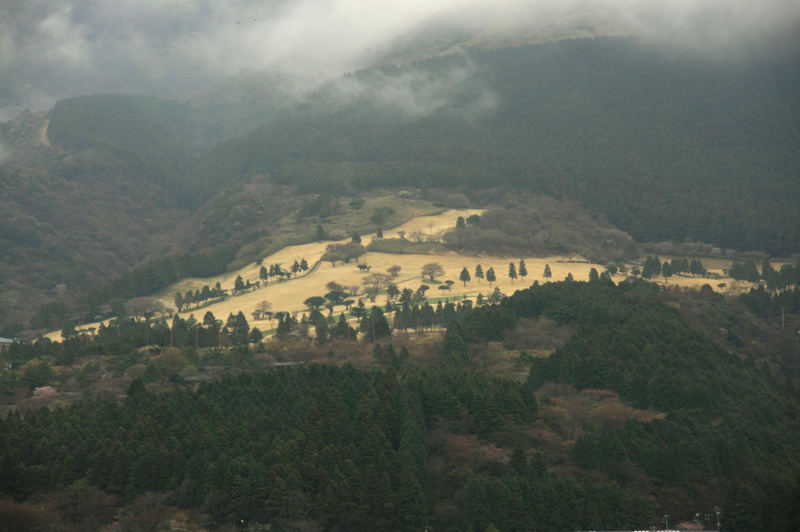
[51,209,758,340]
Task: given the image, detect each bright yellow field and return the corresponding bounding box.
[50,209,754,340]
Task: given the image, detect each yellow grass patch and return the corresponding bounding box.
[47,209,760,341]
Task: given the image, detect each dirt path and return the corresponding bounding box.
[39,119,50,146]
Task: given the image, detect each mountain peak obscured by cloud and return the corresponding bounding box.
[1,0,798,120]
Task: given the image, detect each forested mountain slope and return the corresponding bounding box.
[2,279,798,530]
[197,38,800,254]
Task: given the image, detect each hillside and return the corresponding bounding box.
[194,38,800,255]
[3,279,799,530]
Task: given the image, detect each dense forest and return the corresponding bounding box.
[3,278,799,530]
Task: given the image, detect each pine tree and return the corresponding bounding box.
[174,292,184,312]
[460,267,471,286]
[518,259,527,281]
[486,267,496,286]
[508,263,517,284]
[543,264,552,279]
[475,264,484,282]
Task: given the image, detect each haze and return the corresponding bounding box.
[1,0,799,119]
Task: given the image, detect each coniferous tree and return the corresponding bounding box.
[486,267,496,286]
[475,264,484,283]
[174,292,184,312]
[460,267,471,286]
[508,263,517,284]
[518,259,527,281]
[543,264,552,279]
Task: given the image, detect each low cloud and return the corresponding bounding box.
[0,0,798,118]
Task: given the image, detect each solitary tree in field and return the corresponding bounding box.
[387,265,402,277]
[300,258,309,271]
[421,263,445,282]
[508,263,517,284]
[254,300,272,320]
[543,264,552,279]
[259,266,269,281]
[234,275,245,292]
[486,267,496,286]
[518,259,527,281]
[475,264,484,283]
[459,267,471,286]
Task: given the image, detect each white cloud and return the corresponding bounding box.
[1,0,798,113]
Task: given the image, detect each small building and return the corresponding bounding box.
[0,337,14,353]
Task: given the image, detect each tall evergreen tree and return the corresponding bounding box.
[460,267,471,286]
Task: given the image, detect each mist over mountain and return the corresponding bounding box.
[2,0,799,120]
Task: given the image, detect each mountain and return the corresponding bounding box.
[195,38,800,255]
[2,37,799,333]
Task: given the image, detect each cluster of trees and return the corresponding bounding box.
[641,256,707,279]
[321,241,366,265]
[738,286,800,319]
[729,258,800,290]
[174,283,225,312]
[258,259,309,284]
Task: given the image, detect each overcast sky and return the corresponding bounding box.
[1,0,798,119]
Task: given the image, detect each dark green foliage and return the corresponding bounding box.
[87,247,236,315]
[448,280,800,528]
[0,365,537,529]
[460,472,653,532]
[48,95,204,198]
[193,38,800,255]
[729,260,761,283]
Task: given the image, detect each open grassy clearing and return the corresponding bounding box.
[48,209,759,341]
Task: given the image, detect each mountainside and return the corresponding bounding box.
[2,37,799,334]
[2,279,798,530]
[197,38,800,255]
